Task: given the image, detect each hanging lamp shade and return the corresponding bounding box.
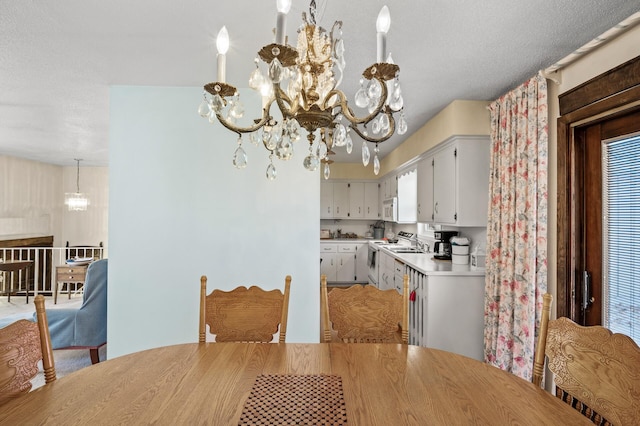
[65,159,89,211]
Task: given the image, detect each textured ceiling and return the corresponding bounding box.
[0,1,638,166]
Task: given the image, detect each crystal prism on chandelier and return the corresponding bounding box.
[198,0,407,180]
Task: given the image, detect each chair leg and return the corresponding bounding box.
[90,348,100,364]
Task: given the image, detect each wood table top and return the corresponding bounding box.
[0,343,591,425]
[0,260,33,272]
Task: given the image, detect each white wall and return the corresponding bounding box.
[108,86,320,357]
[0,156,62,240]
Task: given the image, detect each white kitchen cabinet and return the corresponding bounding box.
[320,181,379,219]
[453,136,491,226]
[336,245,357,282]
[393,259,406,294]
[382,175,397,200]
[418,136,491,226]
[406,266,484,361]
[321,243,368,283]
[320,181,334,219]
[416,156,434,222]
[363,182,380,219]
[320,244,338,281]
[348,182,365,219]
[379,251,396,291]
[333,182,350,219]
[433,144,456,223]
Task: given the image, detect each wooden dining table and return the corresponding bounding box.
[0,343,591,425]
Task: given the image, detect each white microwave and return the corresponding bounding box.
[382,197,397,222]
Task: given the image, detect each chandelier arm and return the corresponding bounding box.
[274,85,300,118]
[325,75,389,126]
[350,112,396,144]
[215,99,276,135]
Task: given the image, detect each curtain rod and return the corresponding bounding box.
[541,11,640,84]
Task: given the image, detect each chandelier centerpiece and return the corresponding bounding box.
[198,0,407,180]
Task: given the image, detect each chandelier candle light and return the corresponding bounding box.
[198,0,407,180]
[64,159,89,211]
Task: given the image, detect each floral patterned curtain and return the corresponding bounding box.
[484,72,548,380]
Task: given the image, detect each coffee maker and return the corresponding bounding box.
[433,230,459,260]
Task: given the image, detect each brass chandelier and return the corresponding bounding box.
[198,0,407,180]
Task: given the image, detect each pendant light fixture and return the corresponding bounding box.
[64,159,89,211]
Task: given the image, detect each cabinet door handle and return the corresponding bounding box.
[434,201,439,214]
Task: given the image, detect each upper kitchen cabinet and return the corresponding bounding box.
[418,135,491,227]
[320,181,380,220]
[363,182,379,220]
[433,144,457,223]
[417,157,434,222]
[382,174,397,200]
[333,182,350,219]
[320,181,334,219]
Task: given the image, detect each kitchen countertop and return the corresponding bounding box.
[320,238,486,276]
[320,238,373,242]
[376,244,486,277]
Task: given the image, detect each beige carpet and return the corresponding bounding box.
[31,345,108,389]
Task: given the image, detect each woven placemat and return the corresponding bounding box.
[238,374,347,425]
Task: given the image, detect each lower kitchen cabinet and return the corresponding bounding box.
[378,251,396,291]
[320,242,368,284]
[320,251,337,281]
[406,266,485,361]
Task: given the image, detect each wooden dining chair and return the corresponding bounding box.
[321,274,409,344]
[199,275,291,343]
[0,295,56,406]
[533,293,640,425]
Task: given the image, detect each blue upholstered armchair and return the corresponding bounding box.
[44,258,107,363]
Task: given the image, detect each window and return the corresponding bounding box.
[603,133,640,344]
[397,168,417,223]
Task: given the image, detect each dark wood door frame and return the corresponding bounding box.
[556,55,640,319]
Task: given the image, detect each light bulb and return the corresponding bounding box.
[376,6,390,34]
[216,26,229,55]
[277,0,292,14]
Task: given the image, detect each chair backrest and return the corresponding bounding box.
[0,295,56,406]
[321,274,409,344]
[199,275,291,343]
[533,293,640,425]
[79,259,108,311]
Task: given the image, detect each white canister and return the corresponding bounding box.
[452,254,469,265]
[452,245,469,255]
